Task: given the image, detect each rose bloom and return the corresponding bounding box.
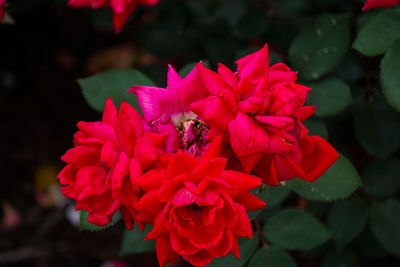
[58,98,167,229]
[362,0,400,10]
[0,0,5,22]
[67,0,159,33]
[191,44,339,186]
[129,64,209,157]
[135,137,265,266]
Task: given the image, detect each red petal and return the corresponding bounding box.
[77,121,119,146]
[102,98,118,126]
[170,230,200,255]
[138,190,164,216]
[208,230,234,257]
[183,250,214,267]
[112,2,137,33]
[228,112,269,157]
[200,135,222,163]
[133,137,158,170]
[155,236,177,267]
[143,131,169,149]
[61,146,100,168]
[167,152,199,179]
[117,101,144,156]
[299,136,339,182]
[220,170,262,198]
[292,106,315,121]
[137,168,168,192]
[230,237,240,258]
[232,203,252,238]
[100,141,119,168]
[191,158,227,184]
[238,152,263,173]
[235,192,265,212]
[120,205,134,230]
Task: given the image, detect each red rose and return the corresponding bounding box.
[362,0,400,10]
[191,44,339,185]
[136,137,265,266]
[67,0,159,33]
[58,98,167,229]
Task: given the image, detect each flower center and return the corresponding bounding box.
[179,118,209,158]
[187,202,202,211]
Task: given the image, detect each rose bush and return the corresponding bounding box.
[58,98,167,230]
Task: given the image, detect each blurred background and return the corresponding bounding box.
[1,0,400,266]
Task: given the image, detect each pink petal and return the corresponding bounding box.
[129,86,182,123]
[196,63,230,95]
[167,64,183,88]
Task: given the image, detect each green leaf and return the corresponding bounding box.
[352,228,389,259]
[353,8,400,56]
[362,158,400,199]
[268,0,310,18]
[305,78,352,117]
[207,235,259,267]
[381,40,400,112]
[78,69,155,112]
[328,197,369,248]
[302,119,328,139]
[120,224,155,255]
[370,199,400,257]
[249,185,290,221]
[257,185,290,207]
[322,249,359,267]
[248,246,297,267]
[288,13,350,80]
[286,155,362,202]
[79,210,121,232]
[354,100,400,159]
[264,209,332,251]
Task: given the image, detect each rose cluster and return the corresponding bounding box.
[58,45,338,266]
